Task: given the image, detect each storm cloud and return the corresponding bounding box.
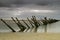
[0,0,60,19]
[0,0,60,7]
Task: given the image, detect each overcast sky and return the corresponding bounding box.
[0,0,60,7]
[0,0,60,19]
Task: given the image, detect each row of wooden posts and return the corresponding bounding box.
[0,16,59,32]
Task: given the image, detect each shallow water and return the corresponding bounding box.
[38,21,60,33]
[0,20,60,33]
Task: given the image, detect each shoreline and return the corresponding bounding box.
[0,33,60,40]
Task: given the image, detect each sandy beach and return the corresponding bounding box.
[0,33,60,40]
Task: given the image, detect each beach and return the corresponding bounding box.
[0,33,60,40]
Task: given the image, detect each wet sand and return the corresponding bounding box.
[0,33,60,40]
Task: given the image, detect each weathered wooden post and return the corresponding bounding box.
[42,17,48,32]
[31,16,40,32]
[15,17,26,32]
[27,17,34,32]
[0,19,16,32]
[11,17,22,32]
[22,19,30,32]
[11,17,25,32]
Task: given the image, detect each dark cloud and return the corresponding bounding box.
[0,0,60,7]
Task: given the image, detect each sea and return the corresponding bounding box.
[0,20,60,33]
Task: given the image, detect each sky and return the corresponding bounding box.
[0,0,60,7]
[0,0,60,19]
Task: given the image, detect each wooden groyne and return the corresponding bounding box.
[0,16,59,32]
